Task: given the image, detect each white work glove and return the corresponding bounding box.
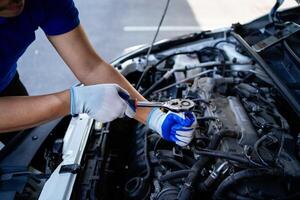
[147,108,197,147]
[70,84,135,123]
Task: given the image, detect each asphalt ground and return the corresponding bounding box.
[17,0,297,95]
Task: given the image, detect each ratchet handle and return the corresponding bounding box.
[118,91,163,111]
[136,101,164,108]
[118,91,137,112]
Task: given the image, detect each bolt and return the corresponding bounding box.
[32,136,38,140]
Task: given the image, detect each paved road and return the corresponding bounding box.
[17,0,297,95]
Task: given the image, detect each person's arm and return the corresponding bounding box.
[47,25,197,147]
[47,25,151,124]
[0,91,70,133]
[0,83,130,133]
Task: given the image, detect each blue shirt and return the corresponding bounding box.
[0,0,80,92]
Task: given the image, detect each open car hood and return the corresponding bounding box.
[1,3,300,200]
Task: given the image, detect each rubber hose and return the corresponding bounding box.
[158,170,192,182]
[213,168,284,200]
[178,130,237,200]
[177,132,224,200]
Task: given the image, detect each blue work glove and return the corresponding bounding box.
[70,84,135,123]
[147,108,197,147]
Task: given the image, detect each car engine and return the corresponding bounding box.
[70,29,300,200]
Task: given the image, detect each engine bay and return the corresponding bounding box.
[72,18,300,199]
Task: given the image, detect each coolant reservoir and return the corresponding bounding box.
[172,54,201,82]
[220,44,253,71]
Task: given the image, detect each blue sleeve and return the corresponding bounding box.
[40,0,80,36]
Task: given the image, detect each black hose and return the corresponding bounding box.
[150,153,189,170]
[193,149,251,165]
[213,168,284,200]
[253,134,278,167]
[158,170,192,182]
[177,131,227,200]
[177,158,209,200]
[159,157,189,170]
